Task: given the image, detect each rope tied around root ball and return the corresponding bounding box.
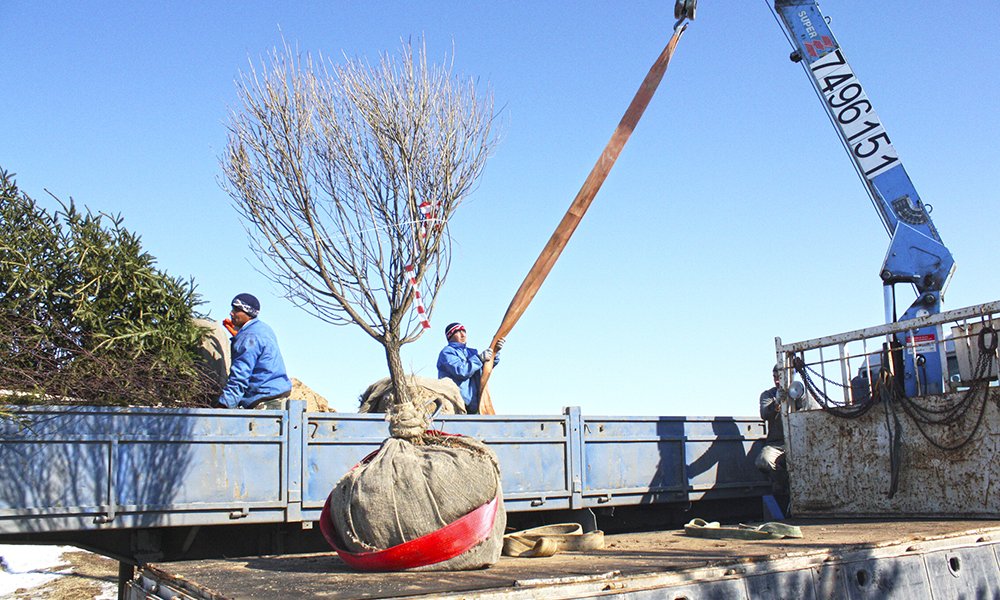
[388,399,431,442]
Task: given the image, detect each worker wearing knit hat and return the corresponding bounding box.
[216,293,292,409]
[437,322,505,414]
[231,293,260,318]
[445,322,466,339]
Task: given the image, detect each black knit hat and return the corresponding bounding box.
[231,293,260,318]
[445,322,465,340]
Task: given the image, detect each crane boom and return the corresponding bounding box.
[773,0,956,395]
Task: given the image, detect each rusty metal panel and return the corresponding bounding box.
[786,400,1000,517]
[778,299,1000,518]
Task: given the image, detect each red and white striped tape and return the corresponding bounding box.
[405,199,440,328]
[404,264,431,330]
[417,200,440,239]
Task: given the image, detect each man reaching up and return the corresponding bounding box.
[216,293,292,409]
[437,322,504,415]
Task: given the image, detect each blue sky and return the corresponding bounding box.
[3,1,997,416]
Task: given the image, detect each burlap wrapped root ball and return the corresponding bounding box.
[326,400,505,570]
[358,375,466,415]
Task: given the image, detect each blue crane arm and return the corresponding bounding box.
[773,0,956,395]
[773,0,955,298]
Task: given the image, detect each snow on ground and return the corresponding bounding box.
[0,544,69,597]
[0,544,116,599]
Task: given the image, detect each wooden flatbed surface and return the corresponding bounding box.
[147,520,1000,599]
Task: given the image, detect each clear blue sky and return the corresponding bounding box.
[3,1,997,416]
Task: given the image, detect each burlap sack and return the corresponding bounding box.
[193,318,230,395]
[327,401,505,570]
[256,379,334,412]
[358,375,466,415]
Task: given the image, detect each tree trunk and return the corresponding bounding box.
[383,337,413,409]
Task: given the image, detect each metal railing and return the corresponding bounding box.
[776,300,1000,407]
[775,300,1000,518]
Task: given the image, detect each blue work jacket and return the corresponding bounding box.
[437,342,498,414]
[217,318,292,409]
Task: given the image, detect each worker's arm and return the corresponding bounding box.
[217,333,263,408]
[437,346,483,382]
[490,337,505,368]
[759,388,779,421]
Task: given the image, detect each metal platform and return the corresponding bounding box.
[125,520,1000,599]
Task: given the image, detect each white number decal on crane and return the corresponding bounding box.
[809,49,900,180]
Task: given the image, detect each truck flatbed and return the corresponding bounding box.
[129,519,1000,599]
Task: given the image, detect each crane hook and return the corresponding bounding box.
[674,0,697,20]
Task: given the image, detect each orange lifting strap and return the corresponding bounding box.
[479,21,691,415]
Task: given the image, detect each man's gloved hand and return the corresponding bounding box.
[223,318,238,336]
[479,348,494,362]
[495,337,506,352]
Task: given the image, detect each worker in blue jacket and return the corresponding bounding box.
[216,293,292,409]
[437,322,505,414]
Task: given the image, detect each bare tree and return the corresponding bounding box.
[222,40,499,407]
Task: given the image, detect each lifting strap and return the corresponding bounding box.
[319,494,500,571]
[502,523,606,558]
[479,21,691,414]
[683,518,803,540]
